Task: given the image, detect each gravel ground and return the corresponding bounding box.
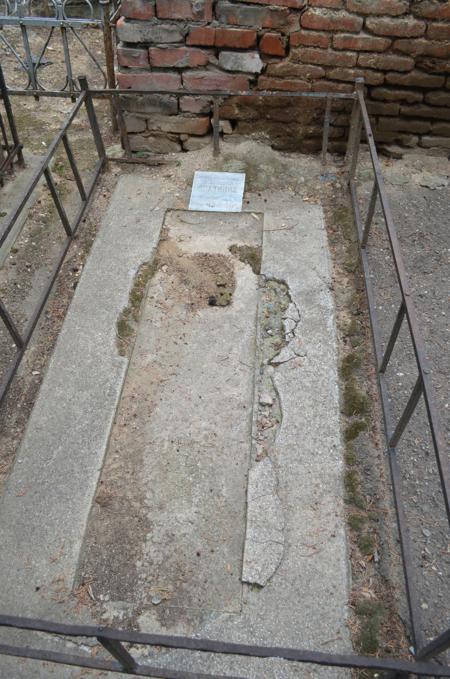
[355,149,450,651]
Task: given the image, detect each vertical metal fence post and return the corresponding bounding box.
[346,77,364,181]
[78,75,106,160]
[100,0,118,132]
[0,62,24,167]
[213,97,220,157]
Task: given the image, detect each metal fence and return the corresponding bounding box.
[0,61,23,184]
[0,0,118,96]
[347,77,450,662]
[0,75,105,405]
[0,81,448,677]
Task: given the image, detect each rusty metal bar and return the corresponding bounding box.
[213,97,220,157]
[361,179,377,248]
[321,96,332,165]
[389,375,423,449]
[0,299,24,348]
[100,0,118,131]
[379,301,406,374]
[62,133,87,201]
[97,637,139,672]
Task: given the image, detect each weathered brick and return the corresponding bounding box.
[219,51,264,73]
[147,114,210,135]
[187,26,216,46]
[215,28,258,48]
[374,130,418,145]
[328,67,385,85]
[117,45,149,68]
[117,71,181,91]
[400,104,450,119]
[420,135,450,148]
[116,17,184,43]
[377,116,431,133]
[260,32,286,56]
[123,113,147,133]
[183,135,213,151]
[393,38,450,57]
[358,53,414,71]
[371,87,423,104]
[149,46,210,68]
[120,94,178,115]
[216,2,296,33]
[121,0,155,19]
[312,79,354,92]
[365,16,426,37]
[432,122,450,136]
[415,57,450,74]
[156,0,212,21]
[428,23,450,41]
[180,96,211,113]
[310,0,343,6]
[129,134,182,154]
[266,61,325,78]
[425,90,450,106]
[295,46,356,66]
[386,70,445,87]
[412,1,450,20]
[301,9,363,32]
[291,31,330,48]
[234,0,305,6]
[183,70,250,91]
[366,101,400,115]
[346,0,408,15]
[333,33,391,51]
[257,76,312,91]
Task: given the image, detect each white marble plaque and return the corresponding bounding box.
[189,171,246,212]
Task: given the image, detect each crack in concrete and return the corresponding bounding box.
[242,276,302,587]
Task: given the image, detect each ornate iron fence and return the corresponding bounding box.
[0,0,118,95]
[0,61,23,184]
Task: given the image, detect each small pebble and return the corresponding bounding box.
[152,595,162,605]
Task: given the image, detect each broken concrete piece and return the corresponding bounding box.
[242,458,284,587]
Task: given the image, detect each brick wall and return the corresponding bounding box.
[116,0,450,154]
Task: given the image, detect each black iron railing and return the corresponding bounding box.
[347,77,450,661]
[0,76,105,406]
[0,63,23,184]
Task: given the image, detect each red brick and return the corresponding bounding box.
[400,104,450,119]
[366,101,400,115]
[425,91,450,106]
[386,70,445,87]
[117,72,181,91]
[117,45,149,68]
[358,53,414,72]
[296,46,356,66]
[257,77,312,91]
[346,0,408,15]
[156,0,212,20]
[393,39,450,57]
[234,0,305,6]
[371,87,423,104]
[147,114,210,135]
[121,0,155,19]
[309,0,343,6]
[266,61,325,78]
[290,31,330,48]
[215,28,257,49]
[365,16,426,37]
[182,71,250,92]
[432,122,450,136]
[180,96,212,113]
[428,23,450,41]
[333,33,391,51]
[328,67,385,85]
[260,32,286,56]
[413,1,450,19]
[216,2,296,33]
[377,117,431,133]
[187,26,216,46]
[312,80,354,93]
[149,47,210,68]
[301,8,363,32]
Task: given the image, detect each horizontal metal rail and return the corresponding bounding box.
[347,77,450,659]
[0,77,105,406]
[1,615,450,677]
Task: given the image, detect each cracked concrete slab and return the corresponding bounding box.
[0,175,164,618]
